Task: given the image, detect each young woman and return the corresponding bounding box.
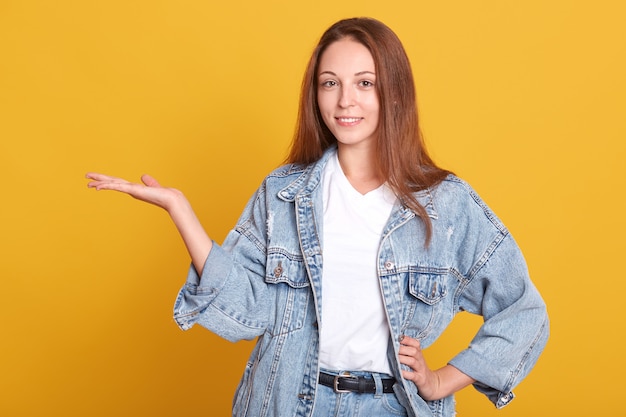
[87,17,548,417]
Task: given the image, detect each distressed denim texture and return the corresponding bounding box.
[173,146,549,417]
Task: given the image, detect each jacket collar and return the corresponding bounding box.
[277,146,336,202]
[277,145,438,220]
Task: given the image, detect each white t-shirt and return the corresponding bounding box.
[318,151,397,374]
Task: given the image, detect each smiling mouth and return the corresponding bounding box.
[336,117,362,124]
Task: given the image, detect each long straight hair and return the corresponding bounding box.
[287,17,451,244]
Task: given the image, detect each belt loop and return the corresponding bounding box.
[372,372,383,398]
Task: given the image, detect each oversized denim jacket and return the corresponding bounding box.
[173,147,549,417]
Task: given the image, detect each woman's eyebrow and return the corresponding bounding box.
[318,70,376,77]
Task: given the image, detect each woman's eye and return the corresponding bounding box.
[359,80,374,88]
[321,80,337,88]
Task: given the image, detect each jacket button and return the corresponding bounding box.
[273,264,283,278]
[384,261,394,269]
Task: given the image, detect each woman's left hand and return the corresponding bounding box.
[398,335,476,401]
[398,335,440,400]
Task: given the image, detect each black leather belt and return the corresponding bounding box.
[318,372,396,394]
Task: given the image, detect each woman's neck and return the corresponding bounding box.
[336,145,383,195]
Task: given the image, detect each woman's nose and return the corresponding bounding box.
[338,87,356,108]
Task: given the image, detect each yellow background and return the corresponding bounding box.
[1,0,624,415]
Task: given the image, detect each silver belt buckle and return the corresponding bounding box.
[333,372,358,393]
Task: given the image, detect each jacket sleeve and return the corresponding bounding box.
[448,232,549,408]
[172,183,273,342]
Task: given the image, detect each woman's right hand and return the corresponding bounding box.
[86,172,213,274]
[85,172,183,213]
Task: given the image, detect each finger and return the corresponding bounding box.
[141,174,161,188]
[85,172,126,182]
[401,369,418,382]
[87,180,131,191]
[88,181,133,193]
[399,354,426,383]
[398,353,418,368]
[399,335,421,350]
[87,176,140,192]
[86,175,131,189]
[398,344,415,356]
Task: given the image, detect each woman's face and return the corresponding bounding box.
[317,38,380,151]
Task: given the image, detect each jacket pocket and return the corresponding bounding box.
[408,271,447,305]
[264,250,311,336]
[403,269,448,337]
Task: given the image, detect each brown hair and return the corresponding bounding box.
[286,17,451,244]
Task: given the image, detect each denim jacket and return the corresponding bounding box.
[173,147,549,417]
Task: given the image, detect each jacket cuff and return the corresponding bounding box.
[448,352,515,408]
[172,243,232,330]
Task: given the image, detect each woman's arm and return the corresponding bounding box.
[86,173,212,274]
[398,335,475,401]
